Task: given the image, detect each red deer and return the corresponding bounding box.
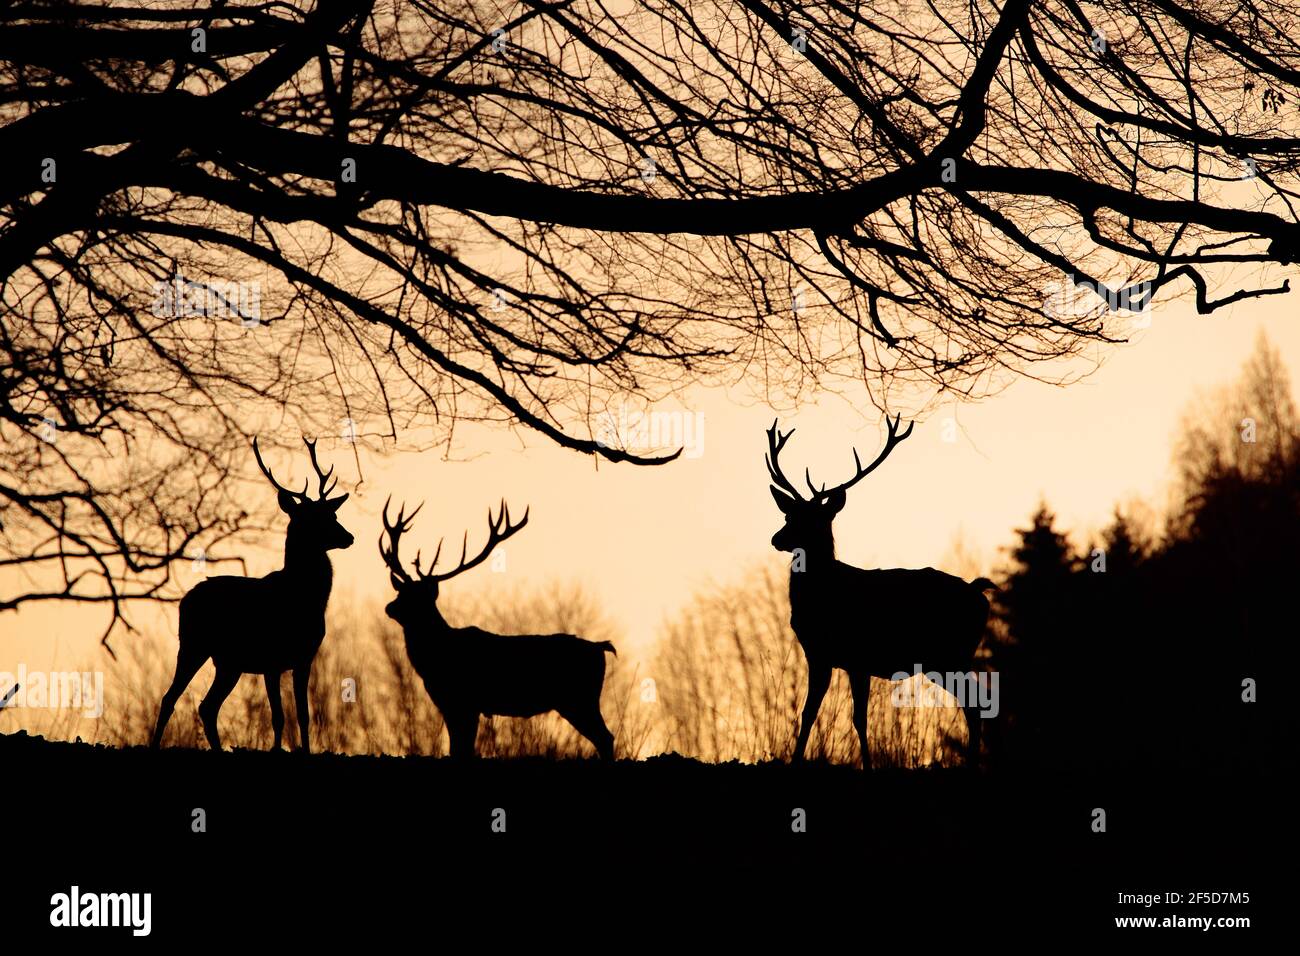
[151,439,353,752]
[765,416,993,768]
[379,498,616,760]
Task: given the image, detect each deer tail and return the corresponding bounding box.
[970,577,996,592]
[596,640,617,656]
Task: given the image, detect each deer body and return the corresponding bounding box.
[789,563,988,680]
[180,556,332,677]
[152,440,352,753]
[766,416,992,768]
[381,499,616,760]
[402,618,615,758]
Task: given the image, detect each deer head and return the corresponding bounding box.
[253,438,353,553]
[765,414,914,556]
[379,496,529,627]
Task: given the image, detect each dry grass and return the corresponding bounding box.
[8,569,975,767]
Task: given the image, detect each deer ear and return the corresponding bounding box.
[277,489,298,514]
[821,488,847,515]
[770,486,799,515]
[389,571,404,591]
[327,493,349,511]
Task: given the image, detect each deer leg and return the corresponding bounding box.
[199,666,241,752]
[447,713,479,760]
[962,703,983,770]
[793,661,831,762]
[849,671,872,771]
[563,705,615,761]
[152,645,207,749]
[265,673,285,751]
[292,667,312,754]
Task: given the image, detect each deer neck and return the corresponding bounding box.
[788,541,842,636]
[401,599,453,639]
[281,543,334,605]
[790,539,837,578]
[426,602,452,635]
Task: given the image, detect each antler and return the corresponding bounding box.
[766,414,915,502]
[379,497,425,584]
[430,500,529,582]
[816,413,914,499]
[303,438,340,500]
[253,437,346,502]
[765,420,808,503]
[253,437,309,501]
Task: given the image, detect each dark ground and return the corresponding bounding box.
[0,731,1281,942]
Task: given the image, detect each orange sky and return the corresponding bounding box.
[4,289,1300,698]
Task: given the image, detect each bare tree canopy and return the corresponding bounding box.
[4,0,1300,635]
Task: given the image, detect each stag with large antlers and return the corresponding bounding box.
[765,416,995,769]
[380,498,616,760]
[152,439,353,752]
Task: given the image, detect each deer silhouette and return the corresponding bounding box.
[151,439,353,752]
[765,416,994,768]
[379,498,616,760]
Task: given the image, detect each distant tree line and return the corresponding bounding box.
[992,335,1295,772]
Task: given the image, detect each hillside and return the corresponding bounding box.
[1,730,1274,939]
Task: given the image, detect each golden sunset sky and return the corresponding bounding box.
[4,287,1299,715]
